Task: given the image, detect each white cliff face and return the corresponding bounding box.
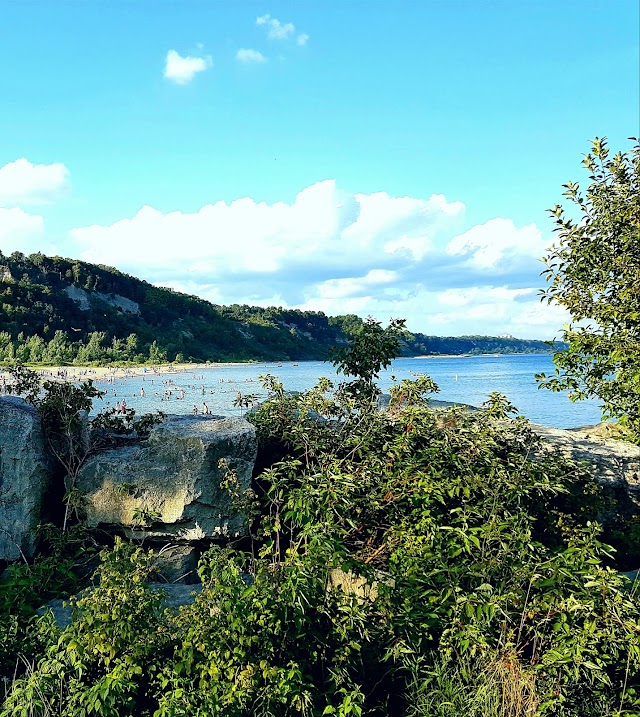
[64,284,140,315]
[0,396,55,561]
[63,284,91,310]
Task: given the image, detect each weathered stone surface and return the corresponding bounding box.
[0,396,54,561]
[64,284,140,315]
[532,423,640,496]
[153,544,201,584]
[376,393,478,412]
[77,415,257,541]
[39,582,204,629]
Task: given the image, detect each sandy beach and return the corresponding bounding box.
[1,362,250,384]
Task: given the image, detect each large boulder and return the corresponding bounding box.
[533,423,640,498]
[77,415,257,541]
[0,396,55,562]
[533,423,640,566]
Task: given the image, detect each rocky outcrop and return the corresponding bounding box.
[532,424,640,562]
[154,544,201,584]
[376,394,478,412]
[0,396,55,561]
[77,415,257,541]
[64,284,91,311]
[532,423,640,498]
[64,284,140,314]
[39,583,204,629]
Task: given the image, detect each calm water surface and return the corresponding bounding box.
[92,354,603,430]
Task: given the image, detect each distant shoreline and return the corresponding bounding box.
[14,362,252,382]
[2,352,556,382]
[410,352,552,359]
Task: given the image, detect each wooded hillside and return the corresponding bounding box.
[0,251,557,364]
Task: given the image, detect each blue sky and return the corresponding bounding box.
[0,0,637,338]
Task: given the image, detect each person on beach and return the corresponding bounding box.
[193,405,198,415]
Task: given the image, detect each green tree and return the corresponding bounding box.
[0,331,12,360]
[76,331,107,363]
[125,332,139,356]
[329,316,407,406]
[44,330,74,364]
[539,137,640,440]
[148,339,168,364]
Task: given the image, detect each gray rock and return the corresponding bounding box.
[0,396,55,561]
[63,284,91,311]
[376,393,477,412]
[532,423,640,494]
[39,582,204,629]
[77,415,256,541]
[153,543,201,584]
[64,284,140,315]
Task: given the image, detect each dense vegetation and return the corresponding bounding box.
[539,137,640,441]
[1,319,638,716]
[0,251,555,365]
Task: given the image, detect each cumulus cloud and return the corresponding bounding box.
[69,179,559,338]
[0,159,69,207]
[446,218,549,270]
[71,181,463,278]
[427,286,570,339]
[0,207,48,255]
[315,270,399,300]
[164,49,212,84]
[256,14,295,39]
[236,48,267,63]
[256,13,308,46]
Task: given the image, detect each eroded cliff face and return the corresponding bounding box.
[0,396,55,561]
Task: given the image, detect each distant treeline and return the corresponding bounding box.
[0,251,558,365]
[404,334,557,356]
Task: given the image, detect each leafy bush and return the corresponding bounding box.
[2,323,639,715]
[539,137,640,441]
[6,363,165,530]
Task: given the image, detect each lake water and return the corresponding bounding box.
[92,354,603,429]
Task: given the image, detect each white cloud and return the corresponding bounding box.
[256,13,309,45]
[164,49,212,84]
[0,159,69,207]
[427,286,570,339]
[256,14,295,39]
[0,207,48,255]
[71,181,462,278]
[236,48,267,64]
[315,270,399,300]
[69,180,561,339]
[446,218,547,270]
